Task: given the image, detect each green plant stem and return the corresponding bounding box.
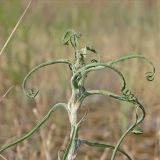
[85,89,145,159]
[0,103,67,153]
[111,121,137,160]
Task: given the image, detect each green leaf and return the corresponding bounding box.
[86,46,97,54]
[108,54,155,82]
[62,29,74,45]
[62,29,81,50]
[22,59,70,98]
[132,128,143,134]
[0,103,68,153]
[81,140,132,160]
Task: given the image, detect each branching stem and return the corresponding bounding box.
[0,30,155,160]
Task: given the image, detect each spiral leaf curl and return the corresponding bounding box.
[22,59,71,98]
[108,54,155,82]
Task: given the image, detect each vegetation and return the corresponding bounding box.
[0,29,155,160]
[0,1,159,160]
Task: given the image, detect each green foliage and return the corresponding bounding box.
[0,30,155,160]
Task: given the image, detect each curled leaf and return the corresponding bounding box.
[27,89,39,98]
[62,29,75,45]
[22,59,70,98]
[62,29,81,50]
[132,127,143,134]
[145,71,155,81]
[91,59,98,63]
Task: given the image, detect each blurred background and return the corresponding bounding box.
[0,0,159,159]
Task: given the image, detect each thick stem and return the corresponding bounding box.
[67,96,79,160]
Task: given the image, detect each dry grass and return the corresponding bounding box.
[0,0,159,159]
